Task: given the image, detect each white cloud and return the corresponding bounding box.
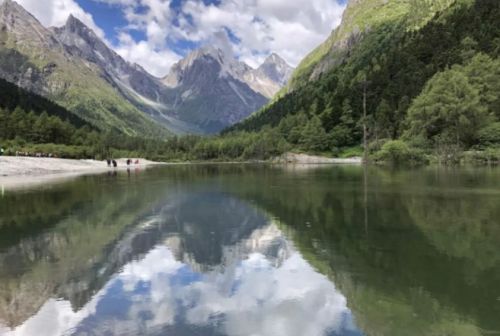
[114,32,181,77]
[11,0,346,80]
[14,0,106,39]
[180,0,346,67]
[93,0,346,76]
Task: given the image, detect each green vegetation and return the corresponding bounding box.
[0,30,169,138]
[289,0,459,89]
[225,0,500,165]
[2,0,499,165]
[0,93,289,161]
[372,140,428,164]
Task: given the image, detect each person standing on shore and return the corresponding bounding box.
[112,159,117,168]
[0,148,4,156]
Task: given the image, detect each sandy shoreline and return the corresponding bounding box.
[272,152,363,165]
[0,153,362,190]
[0,157,162,190]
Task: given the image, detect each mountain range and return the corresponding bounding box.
[3,0,497,164]
[0,0,293,135]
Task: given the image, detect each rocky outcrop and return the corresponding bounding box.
[243,53,293,98]
[161,45,293,133]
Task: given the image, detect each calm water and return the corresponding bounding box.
[0,164,499,336]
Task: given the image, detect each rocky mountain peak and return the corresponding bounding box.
[264,53,286,65]
[1,0,38,25]
[64,14,89,33]
[0,0,19,11]
[163,44,251,88]
[257,53,293,86]
[54,14,118,67]
[0,0,57,48]
[57,14,101,46]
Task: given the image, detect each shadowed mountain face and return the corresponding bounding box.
[1,164,499,336]
[0,0,169,137]
[0,0,293,135]
[161,47,269,133]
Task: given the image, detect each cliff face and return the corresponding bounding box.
[288,0,458,90]
[161,46,293,133]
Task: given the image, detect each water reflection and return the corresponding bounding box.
[1,165,500,336]
[226,166,500,336]
[0,171,362,336]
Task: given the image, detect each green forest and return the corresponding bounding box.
[227,0,500,164]
[1,0,499,164]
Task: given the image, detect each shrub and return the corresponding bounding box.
[373,140,427,165]
[462,148,500,164]
[339,146,364,158]
[478,122,500,147]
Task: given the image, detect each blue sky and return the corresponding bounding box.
[14,0,347,77]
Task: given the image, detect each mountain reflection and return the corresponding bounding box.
[2,165,499,336]
[0,170,362,336]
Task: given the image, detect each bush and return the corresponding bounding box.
[373,140,427,165]
[478,123,500,147]
[462,148,500,164]
[368,139,389,155]
[339,146,364,158]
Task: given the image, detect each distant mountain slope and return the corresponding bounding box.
[50,15,203,135]
[243,53,293,98]
[0,0,294,136]
[0,0,170,137]
[161,46,292,133]
[0,77,91,128]
[288,0,459,91]
[228,0,498,141]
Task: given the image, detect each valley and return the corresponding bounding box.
[1,1,500,335]
[0,0,499,164]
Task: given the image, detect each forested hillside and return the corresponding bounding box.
[0,77,187,159]
[2,0,499,164]
[224,0,500,163]
[288,0,459,90]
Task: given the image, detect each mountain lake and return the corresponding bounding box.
[0,164,499,336]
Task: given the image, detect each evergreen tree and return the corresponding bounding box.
[406,68,489,147]
[300,116,329,152]
[464,54,500,118]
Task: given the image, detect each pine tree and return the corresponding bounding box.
[300,116,328,152]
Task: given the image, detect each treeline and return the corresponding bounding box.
[225,0,500,164]
[0,63,291,161]
[0,102,288,161]
[0,77,89,128]
[0,107,98,145]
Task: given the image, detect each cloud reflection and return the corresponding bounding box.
[3,225,361,336]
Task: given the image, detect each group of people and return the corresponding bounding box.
[107,159,118,168]
[106,159,140,168]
